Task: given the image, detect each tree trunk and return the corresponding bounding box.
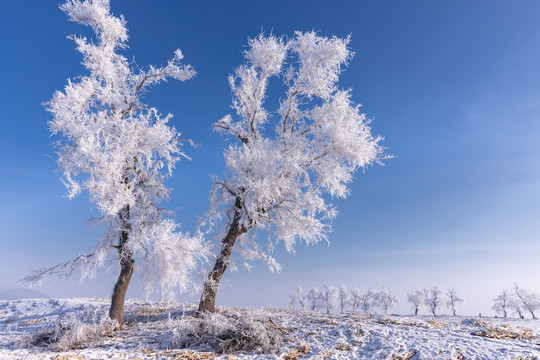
[414,307,418,316]
[109,206,134,328]
[109,251,134,326]
[198,197,246,313]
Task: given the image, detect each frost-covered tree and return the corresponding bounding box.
[197,31,383,313]
[289,285,307,310]
[350,287,363,311]
[338,285,350,313]
[319,285,339,314]
[407,290,424,316]
[359,288,377,315]
[492,289,510,318]
[508,296,524,319]
[307,287,321,311]
[513,284,540,319]
[376,287,398,315]
[22,0,204,326]
[425,287,444,316]
[446,288,464,316]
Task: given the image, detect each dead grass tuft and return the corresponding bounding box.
[376,318,428,329]
[427,319,446,328]
[334,342,352,351]
[283,344,310,360]
[135,307,170,317]
[391,349,417,360]
[141,349,213,359]
[471,326,534,340]
[51,355,85,360]
[22,318,46,326]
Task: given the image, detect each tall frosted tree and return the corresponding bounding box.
[198,32,384,313]
[22,0,205,326]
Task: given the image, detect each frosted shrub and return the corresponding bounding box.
[23,312,115,351]
[171,309,284,354]
[53,315,116,351]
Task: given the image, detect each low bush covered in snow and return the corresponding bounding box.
[171,308,285,354]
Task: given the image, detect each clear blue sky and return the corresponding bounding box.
[1,0,539,316]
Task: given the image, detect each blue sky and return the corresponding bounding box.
[1,0,539,316]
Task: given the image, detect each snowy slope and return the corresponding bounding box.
[1,298,540,359]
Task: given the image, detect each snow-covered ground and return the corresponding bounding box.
[1,298,540,359]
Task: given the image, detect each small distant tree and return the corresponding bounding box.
[350,287,363,311]
[425,287,444,316]
[338,285,350,313]
[359,288,377,315]
[320,285,339,314]
[492,289,510,318]
[289,285,307,310]
[446,289,464,316]
[307,288,321,311]
[376,287,398,315]
[407,290,424,316]
[197,31,384,313]
[508,296,524,319]
[22,0,204,327]
[513,284,540,319]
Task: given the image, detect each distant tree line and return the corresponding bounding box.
[291,284,540,319]
[289,285,398,315]
[290,285,467,316]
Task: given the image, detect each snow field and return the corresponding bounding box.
[1,298,540,359]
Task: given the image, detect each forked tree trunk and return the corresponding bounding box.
[198,197,246,313]
[109,206,134,328]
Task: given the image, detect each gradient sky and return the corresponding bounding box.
[1,0,539,316]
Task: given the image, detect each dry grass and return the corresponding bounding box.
[50,355,85,360]
[334,342,352,351]
[135,307,171,317]
[376,318,428,329]
[22,318,46,326]
[141,349,213,359]
[391,349,417,360]
[427,319,446,328]
[317,349,335,359]
[282,344,310,360]
[471,325,535,340]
